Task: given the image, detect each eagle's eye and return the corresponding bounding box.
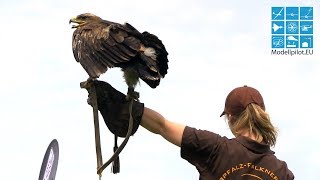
[77,13,97,21]
[77,15,88,20]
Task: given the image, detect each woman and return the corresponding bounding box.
[86,80,294,179]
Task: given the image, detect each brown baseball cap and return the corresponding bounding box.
[220,85,265,117]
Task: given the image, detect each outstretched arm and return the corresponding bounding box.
[85,80,186,146]
[140,107,186,147]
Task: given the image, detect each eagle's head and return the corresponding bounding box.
[69,13,102,28]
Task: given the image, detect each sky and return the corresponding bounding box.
[0,0,319,179]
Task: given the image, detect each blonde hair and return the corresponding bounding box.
[227,103,278,147]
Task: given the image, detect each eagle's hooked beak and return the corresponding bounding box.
[69,18,84,29]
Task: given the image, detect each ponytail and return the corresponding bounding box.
[228,103,278,147]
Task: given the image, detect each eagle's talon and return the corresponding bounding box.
[126,92,139,101]
[126,88,140,101]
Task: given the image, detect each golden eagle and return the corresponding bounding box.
[69,13,169,99]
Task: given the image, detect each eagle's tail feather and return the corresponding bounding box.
[141,31,169,78]
[138,69,160,88]
[141,78,160,89]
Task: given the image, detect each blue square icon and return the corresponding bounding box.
[300,21,313,34]
[300,7,313,20]
[286,35,299,48]
[300,36,313,48]
[272,35,285,48]
[286,21,299,34]
[271,6,313,49]
[272,7,284,20]
[272,21,284,34]
[286,7,299,20]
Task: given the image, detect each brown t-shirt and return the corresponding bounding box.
[181,126,294,180]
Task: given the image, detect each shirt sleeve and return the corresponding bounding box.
[180,126,222,166]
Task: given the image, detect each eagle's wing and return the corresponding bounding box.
[141,31,169,78]
[72,21,142,78]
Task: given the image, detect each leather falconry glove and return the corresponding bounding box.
[86,80,144,137]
